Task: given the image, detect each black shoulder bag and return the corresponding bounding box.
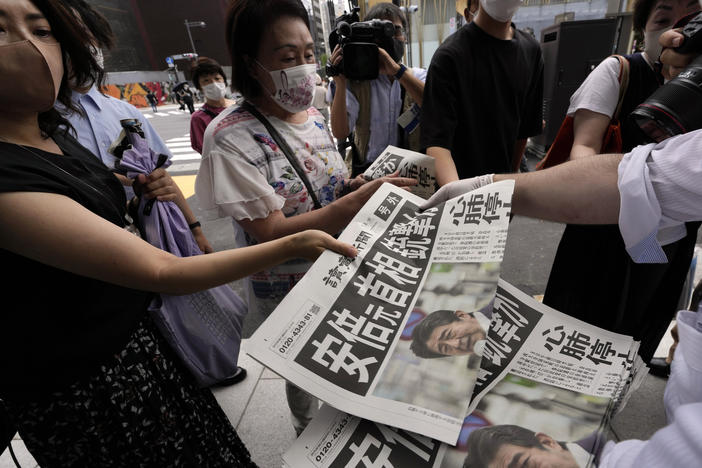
[242,101,322,209]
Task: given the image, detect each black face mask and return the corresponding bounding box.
[392,38,405,63]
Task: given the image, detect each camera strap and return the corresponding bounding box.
[242,101,323,210]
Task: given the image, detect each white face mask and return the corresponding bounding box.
[644,26,672,63]
[203,81,227,101]
[479,0,523,23]
[257,61,317,113]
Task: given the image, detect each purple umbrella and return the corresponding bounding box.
[117,120,246,387]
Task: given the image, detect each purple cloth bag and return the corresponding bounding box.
[118,124,246,387]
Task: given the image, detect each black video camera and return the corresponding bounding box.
[631,12,702,142]
[326,7,400,81]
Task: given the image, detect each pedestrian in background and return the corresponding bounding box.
[146,90,158,112]
[179,84,196,113]
[190,57,236,154]
[312,73,329,122]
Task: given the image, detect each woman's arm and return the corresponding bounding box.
[237,176,417,243]
[0,191,356,296]
[569,108,611,160]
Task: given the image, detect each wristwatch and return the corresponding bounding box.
[394,64,407,80]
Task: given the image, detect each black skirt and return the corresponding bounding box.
[543,223,699,362]
[3,318,256,468]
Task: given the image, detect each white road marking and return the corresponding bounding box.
[171,153,201,161]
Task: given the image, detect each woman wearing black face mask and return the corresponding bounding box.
[0,0,358,466]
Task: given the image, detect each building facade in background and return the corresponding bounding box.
[92,0,635,78]
[90,0,230,73]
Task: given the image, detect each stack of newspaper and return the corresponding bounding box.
[246,163,647,468]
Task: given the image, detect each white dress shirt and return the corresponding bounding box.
[62,86,173,198]
[345,67,427,163]
[599,129,702,466]
[617,129,702,263]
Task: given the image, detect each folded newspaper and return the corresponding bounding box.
[282,279,648,468]
[247,181,515,444]
[362,146,437,199]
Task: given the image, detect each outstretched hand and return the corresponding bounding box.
[419,174,494,211]
[291,229,358,262]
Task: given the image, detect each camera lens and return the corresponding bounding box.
[632,55,702,142]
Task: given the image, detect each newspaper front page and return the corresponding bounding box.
[362,146,437,199]
[247,181,515,443]
[283,280,642,468]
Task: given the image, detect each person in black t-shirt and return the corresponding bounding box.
[421,0,544,185]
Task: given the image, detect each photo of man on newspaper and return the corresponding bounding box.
[371,262,497,419]
[440,373,608,468]
[410,305,493,359]
[463,424,593,468]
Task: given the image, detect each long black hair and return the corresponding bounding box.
[30,0,106,137]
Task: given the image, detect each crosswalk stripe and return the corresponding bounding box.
[143,114,153,119]
[154,112,169,116]
[166,142,193,148]
[168,111,183,115]
[167,136,191,142]
[171,153,201,161]
[170,147,198,153]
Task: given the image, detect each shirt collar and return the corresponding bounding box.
[71,85,106,111]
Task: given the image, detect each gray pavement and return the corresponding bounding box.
[1,119,696,467]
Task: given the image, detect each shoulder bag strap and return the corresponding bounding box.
[612,55,631,121]
[242,101,323,209]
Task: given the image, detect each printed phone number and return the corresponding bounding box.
[313,415,351,463]
[277,312,315,355]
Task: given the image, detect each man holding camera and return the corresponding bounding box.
[422,0,544,185]
[329,3,426,176]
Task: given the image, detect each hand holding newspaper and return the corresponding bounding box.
[362,146,437,199]
[283,280,647,468]
[247,180,515,444]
